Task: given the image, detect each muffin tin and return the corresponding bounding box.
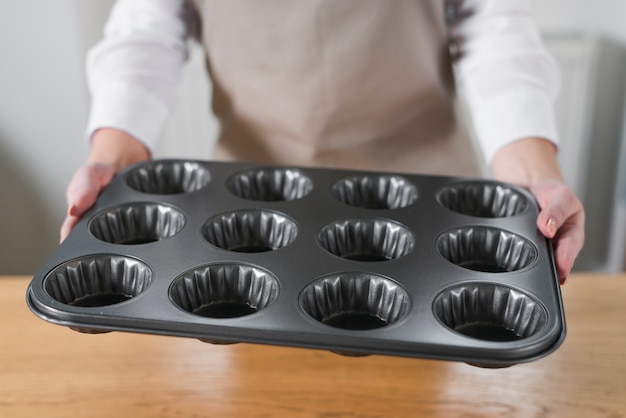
[26,159,565,367]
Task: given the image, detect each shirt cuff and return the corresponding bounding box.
[471,88,560,163]
[85,80,170,153]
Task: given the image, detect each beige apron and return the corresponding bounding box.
[189,0,480,176]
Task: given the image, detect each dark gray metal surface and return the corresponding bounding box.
[27,159,565,367]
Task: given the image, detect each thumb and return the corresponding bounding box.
[66,163,116,217]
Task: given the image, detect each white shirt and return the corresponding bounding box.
[86,0,560,164]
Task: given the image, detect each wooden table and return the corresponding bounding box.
[1,274,624,417]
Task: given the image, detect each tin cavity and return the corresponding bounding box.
[44,255,152,308]
[433,283,548,342]
[126,160,211,194]
[436,227,537,273]
[89,203,186,245]
[331,175,418,209]
[438,182,529,218]
[170,263,279,319]
[317,218,415,262]
[227,167,313,201]
[300,273,411,330]
[202,210,298,253]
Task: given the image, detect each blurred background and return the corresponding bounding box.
[1,0,625,275]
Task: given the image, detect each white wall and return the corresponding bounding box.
[531,0,626,44]
[0,1,93,274]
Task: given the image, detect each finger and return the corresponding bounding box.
[60,215,80,243]
[552,212,586,284]
[68,188,101,217]
[537,209,577,240]
[66,164,115,217]
[534,186,583,239]
[62,164,116,241]
[554,238,575,285]
[535,196,578,238]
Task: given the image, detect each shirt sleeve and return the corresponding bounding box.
[85,0,189,153]
[449,0,561,163]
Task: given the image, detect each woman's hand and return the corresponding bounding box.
[530,179,585,284]
[491,138,585,284]
[60,128,150,242]
[60,163,117,242]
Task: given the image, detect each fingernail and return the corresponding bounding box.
[561,275,569,286]
[547,218,557,237]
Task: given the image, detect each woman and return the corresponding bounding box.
[62,0,584,283]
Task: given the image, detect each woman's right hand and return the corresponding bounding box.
[60,128,151,242]
[60,163,117,242]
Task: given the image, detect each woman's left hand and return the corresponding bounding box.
[529,179,585,284]
[490,138,585,284]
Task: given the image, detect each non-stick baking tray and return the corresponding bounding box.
[27,159,565,367]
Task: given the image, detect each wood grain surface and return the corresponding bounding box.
[1,274,624,418]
